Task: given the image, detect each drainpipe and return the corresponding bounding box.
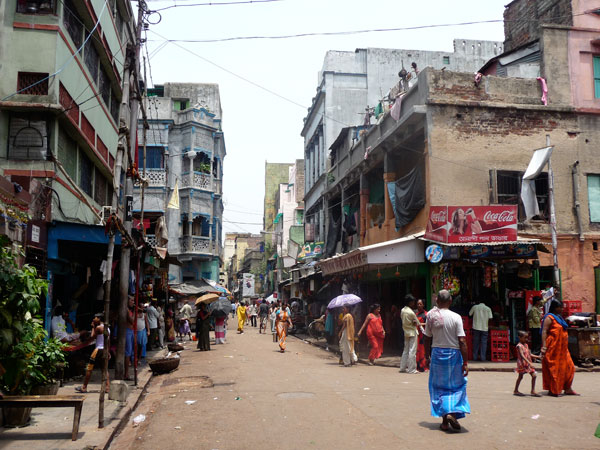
[571,160,584,242]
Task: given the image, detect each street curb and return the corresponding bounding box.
[290,334,600,372]
[102,370,154,450]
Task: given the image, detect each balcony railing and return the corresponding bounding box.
[180,235,213,254]
[144,168,166,187]
[181,171,211,190]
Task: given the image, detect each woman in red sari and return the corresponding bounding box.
[541,301,578,396]
[415,299,428,372]
[358,304,385,365]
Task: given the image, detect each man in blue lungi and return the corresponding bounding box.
[423,289,470,432]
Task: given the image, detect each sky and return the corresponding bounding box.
[141,0,508,238]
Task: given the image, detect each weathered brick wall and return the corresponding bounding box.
[503,0,573,52]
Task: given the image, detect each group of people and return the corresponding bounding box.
[233,299,295,352]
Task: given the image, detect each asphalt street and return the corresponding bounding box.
[110,322,600,450]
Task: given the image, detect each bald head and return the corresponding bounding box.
[437,289,452,307]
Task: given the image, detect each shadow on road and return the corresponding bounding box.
[418,421,470,433]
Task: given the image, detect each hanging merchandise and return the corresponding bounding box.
[484,266,492,288]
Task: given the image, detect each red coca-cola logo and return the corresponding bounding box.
[483,210,515,222]
[431,211,446,222]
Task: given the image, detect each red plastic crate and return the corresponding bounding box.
[562,300,582,317]
[465,329,473,361]
[461,316,472,331]
[490,329,510,362]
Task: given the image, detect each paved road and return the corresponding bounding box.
[110,323,600,450]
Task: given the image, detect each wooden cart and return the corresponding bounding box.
[567,327,600,365]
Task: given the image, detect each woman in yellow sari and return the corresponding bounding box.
[237,301,247,334]
[339,305,357,367]
[276,303,293,352]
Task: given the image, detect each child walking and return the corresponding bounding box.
[514,330,542,397]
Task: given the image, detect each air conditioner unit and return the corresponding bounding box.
[99,206,115,225]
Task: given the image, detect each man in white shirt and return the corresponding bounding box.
[399,294,420,374]
[51,306,85,343]
[423,289,470,431]
[469,300,493,361]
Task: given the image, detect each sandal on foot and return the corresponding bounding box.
[564,390,580,396]
[440,423,450,432]
[513,392,526,396]
[75,386,87,393]
[446,415,461,431]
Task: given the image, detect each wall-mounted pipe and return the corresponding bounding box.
[571,160,585,242]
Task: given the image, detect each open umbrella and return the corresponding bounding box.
[208,297,232,317]
[327,294,362,309]
[195,293,220,306]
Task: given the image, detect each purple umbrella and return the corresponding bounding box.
[327,294,362,309]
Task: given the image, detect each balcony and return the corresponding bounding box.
[180,235,213,255]
[181,171,210,190]
[144,169,166,187]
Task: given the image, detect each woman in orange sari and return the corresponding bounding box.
[358,304,385,365]
[541,301,578,396]
[276,303,293,353]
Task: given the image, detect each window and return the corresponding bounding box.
[63,0,83,48]
[17,0,56,14]
[138,146,164,169]
[9,115,48,160]
[173,100,189,111]
[79,152,93,197]
[588,175,600,222]
[594,56,600,99]
[57,129,78,179]
[443,56,450,65]
[492,170,548,221]
[110,90,120,123]
[94,167,107,206]
[17,72,49,95]
[84,37,99,83]
[99,67,110,106]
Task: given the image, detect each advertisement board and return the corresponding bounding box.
[425,205,518,244]
[297,242,324,261]
[242,273,255,297]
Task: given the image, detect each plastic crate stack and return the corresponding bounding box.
[461,316,473,360]
[490,329,510,362]
[562,300,582,317]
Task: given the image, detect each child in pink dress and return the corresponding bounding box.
[514,330,542,397]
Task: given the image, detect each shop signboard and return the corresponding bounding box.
[425,205,518,244]
[242,273,255,297]
[425,244,444,263]
[297,242,324,261]
[442,243,537,260]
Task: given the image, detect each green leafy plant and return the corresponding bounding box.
[1,319,67,394]
[196,162,211,174]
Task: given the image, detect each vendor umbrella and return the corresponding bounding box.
[208,297,233,317]
[327,293,362,309]
[195,293,220,306]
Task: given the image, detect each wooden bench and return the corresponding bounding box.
[0,395,85,441]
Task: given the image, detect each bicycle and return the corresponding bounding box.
[307,315,326,340]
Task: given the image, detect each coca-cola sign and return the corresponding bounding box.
[425,206,518,244]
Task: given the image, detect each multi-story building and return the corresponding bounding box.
[317,0,600,329]
[134,83,225,283]
[0,0,135,328]
[301,40,504,245]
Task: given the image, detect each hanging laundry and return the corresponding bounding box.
[374,102,384,119]
[167,180,180,209]
[521,146,553,219]
[391,95,403,121]
[474,72,483,87]
[536,77,548,105]
[100,260,108,283]
[129,269,136,295]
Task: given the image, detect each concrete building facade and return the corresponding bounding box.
[134,83,225,283]
[301,40,504,245]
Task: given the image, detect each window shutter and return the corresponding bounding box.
[594,56,600,98]
[489,169,498,204]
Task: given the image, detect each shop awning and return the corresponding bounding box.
[420,236,547,247]
[318,232,424,276]
[169,278,219,296]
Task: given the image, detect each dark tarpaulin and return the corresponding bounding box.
[387,163,425,230]
[169,278,218,296]
[325,216,341,257]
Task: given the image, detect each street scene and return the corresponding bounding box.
[2,0,600,448]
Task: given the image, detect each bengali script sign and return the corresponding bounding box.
[319,251,368,276]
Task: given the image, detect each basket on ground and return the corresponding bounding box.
[149,357,180,374]
[167,343,184,352]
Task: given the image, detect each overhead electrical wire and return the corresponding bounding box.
[150,0,285,12]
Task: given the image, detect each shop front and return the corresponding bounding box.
[424,205,550,359]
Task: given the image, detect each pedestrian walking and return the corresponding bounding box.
[146,300,160,350]
[338,305,357,367]
[399,294,419,373]
[258,299,269,333]
[469,299,493,361]
[423,289,470,432]
[157,304,166,348]
[514,330,541,397]
[76,315,109,393]
[276,303,293,352]
[248,301,258,327]
[541,301,578,396]
[179,302,193,341]
[237,301,247,333]
[415,299,428,371]
[527,296,545,354]
[357,303,385,365]
[165,309,176,342]
[196,302,211,351]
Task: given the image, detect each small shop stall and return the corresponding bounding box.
[565,311,600,365]
[424,205,551,361]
